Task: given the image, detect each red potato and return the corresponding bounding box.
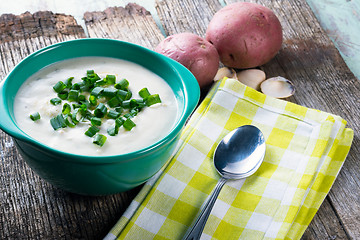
[206,2,282,69]
[155,32,219,88]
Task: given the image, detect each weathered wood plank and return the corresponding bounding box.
[0,11,141,239]
[228,1,359,239]
[84,3,164,50]
[155,0,359,239]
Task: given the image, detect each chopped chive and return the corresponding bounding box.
[107,110,120,119]
[107,125,119,136]
[95,79,106,86]
[105,75,116,85]
[64,114,76,128]
[58,91,68,100]
[115,117,125,127]
[115,78,129,90]
[85,125,100,137]
[72,108,84,124]
[91,117,102,126]
[102,88,118,98]
[115,106,123,113]
[53,81,67,93]
[50,98,62,105]
[89,95,97,106]
[64,77,74,88]
[93,134,107,146]
[139,88,151,99]
[71,83,81,90]
[30,112,40,121]
[78,95,86,102]
[50,114,67,130]
[68,90,79,102]
[91,87,104,97]
[146,94,161,106]
[108,96,122,108]
[62,103,71,115]
[94,103,107,118]
[123,118,136,131]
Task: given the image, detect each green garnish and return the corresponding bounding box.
[139,88,151,99]
[85,125,100,137]
[146,94,162,106]
[68,90,79,102]
[30,112,40,121]
[33,70,161,147]
[123,118,136,131]
[94,103,107,118]
[62,103,71,115]
[50,98,62,105]
[93,134,107,146]
[53,81,67,93]
[91,117,102,126]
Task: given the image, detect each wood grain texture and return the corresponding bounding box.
[84,3,164,50]
[0,10,140,240]
[156,0,359,239]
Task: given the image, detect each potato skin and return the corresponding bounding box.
[155,32,219,87]
[206,2,282,69]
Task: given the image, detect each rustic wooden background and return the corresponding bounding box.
[0,0,359,239]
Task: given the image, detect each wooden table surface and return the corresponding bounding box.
[1,0,359,239]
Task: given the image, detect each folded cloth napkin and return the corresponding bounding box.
[104,78,353,240]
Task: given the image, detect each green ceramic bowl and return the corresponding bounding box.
[0,38,199,195]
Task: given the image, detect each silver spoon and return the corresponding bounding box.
[183,125,266,240]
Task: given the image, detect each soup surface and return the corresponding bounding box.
[14,57,178,156]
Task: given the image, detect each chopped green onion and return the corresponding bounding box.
[50,98,62,105]
[68,90,79,102]
[85,125,100,137]
[107,125,119,136]
[78,95,86,102]
[146,94,161,106]
[72,108,85,124]
[58,91,68,100]
[30,112,40,121]
[64,77,74,88]
[91,117,102,126]
[130,108,139,117]
[94,103,107,118]
[95,79,106,86]
[72,83,81,90]
[91,87,104,97]
[89,95,97,106]
[105,75,116,85]
[115,106,123,113]
[50,114,67,130]
[139,88,151,99]
[115,117,125,127]
[65,114,76,128]
[87,70,94,75]
[116,90,130,101]
[53,81,67,93]
[93,134,107,146]
[123,118,136,131]
[115,78,129,90]
[107,110,120,119]
[108,96,122,108]
[62,103,71,115]
[102,88,118,98]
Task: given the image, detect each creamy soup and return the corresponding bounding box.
[14,57,178,156]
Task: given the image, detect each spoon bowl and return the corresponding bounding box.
[183,125,265,240]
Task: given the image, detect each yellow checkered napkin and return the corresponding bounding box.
[104,78,353,240]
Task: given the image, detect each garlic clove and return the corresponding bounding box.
[236,69,266,90]
[214,67,236,81]
[260,76,295,98]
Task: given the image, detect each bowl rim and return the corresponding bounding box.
[0,38,200,164]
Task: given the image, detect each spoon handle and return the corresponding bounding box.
[183,177,227,240]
